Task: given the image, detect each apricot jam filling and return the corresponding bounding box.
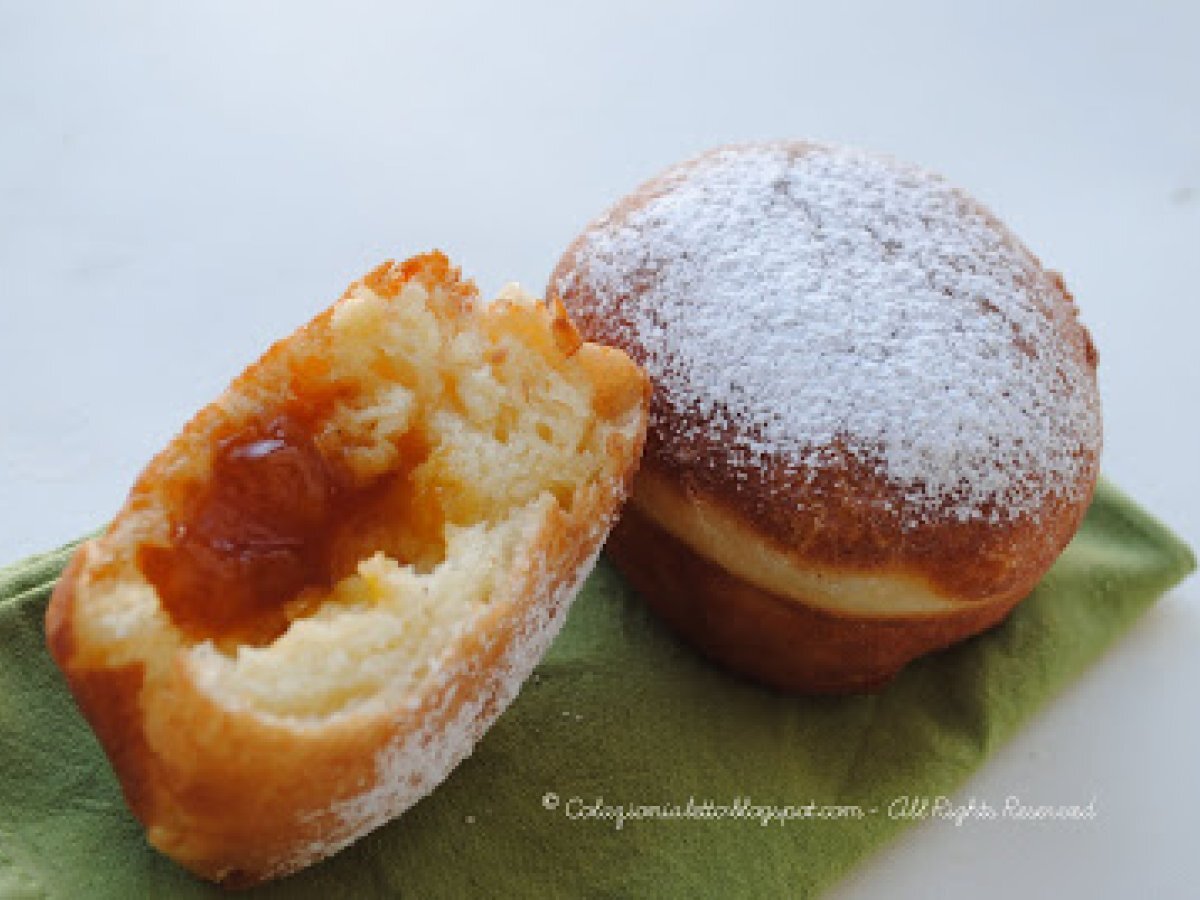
[137,411,442,647]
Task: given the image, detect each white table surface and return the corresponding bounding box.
[2,2,1196,897]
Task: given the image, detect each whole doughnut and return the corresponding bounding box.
[551,141,1102,693]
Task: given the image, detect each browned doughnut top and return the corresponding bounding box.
[551,142,1102,600]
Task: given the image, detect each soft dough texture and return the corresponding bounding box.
[46,252,649,884]
[551,141,1102,692]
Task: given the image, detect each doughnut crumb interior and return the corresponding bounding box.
[46,252,648,884]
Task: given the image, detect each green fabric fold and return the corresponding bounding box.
[0,480,1193,898]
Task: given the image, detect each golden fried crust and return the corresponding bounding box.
[47,554,161,821]
[44,252,650,885]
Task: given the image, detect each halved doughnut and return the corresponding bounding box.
[46,252,649,884]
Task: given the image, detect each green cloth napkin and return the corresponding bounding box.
[0,480,1193,899]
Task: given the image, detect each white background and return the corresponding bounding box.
[1,2,1196,896]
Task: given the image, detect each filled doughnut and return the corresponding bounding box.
[551,141,1102,693]
[46,252,649,884]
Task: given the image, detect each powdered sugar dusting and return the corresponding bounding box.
[556,143,1101,521]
